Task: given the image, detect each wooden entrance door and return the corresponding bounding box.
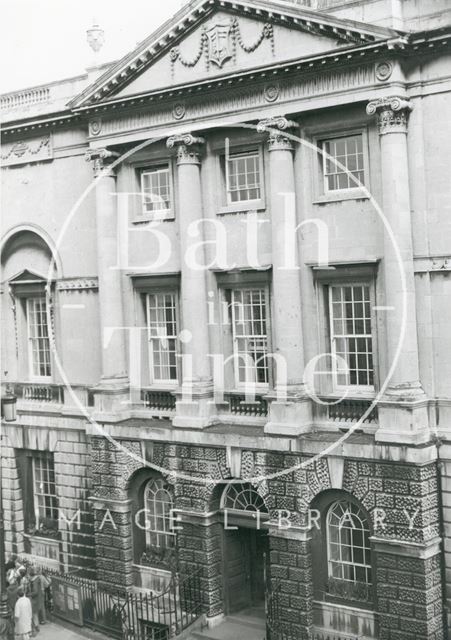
[225,528,252,613]
[224,528,269,614]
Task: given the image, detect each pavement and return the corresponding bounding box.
[32,620,107,640]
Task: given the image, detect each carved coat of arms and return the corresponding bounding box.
[207,24,232,68]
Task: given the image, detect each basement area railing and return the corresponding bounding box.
[50,568,203,639]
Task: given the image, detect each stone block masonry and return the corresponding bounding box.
[87,437,446,638]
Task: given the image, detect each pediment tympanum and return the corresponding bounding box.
[70,0,395,110]
[115,12,350,98]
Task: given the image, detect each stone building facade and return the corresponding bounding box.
[1,1,451,639]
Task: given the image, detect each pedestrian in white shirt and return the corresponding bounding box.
[14,588,32,640]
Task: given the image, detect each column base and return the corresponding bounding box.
[375,387,431,445]
[172,381,219,430]
[265,388,312,436]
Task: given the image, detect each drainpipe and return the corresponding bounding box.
[435,436,449,639]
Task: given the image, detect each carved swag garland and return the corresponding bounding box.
[169,18,274,76]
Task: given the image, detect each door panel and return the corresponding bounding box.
[250,530,269,605]
[224,528,269,614]
[224,529,251,613]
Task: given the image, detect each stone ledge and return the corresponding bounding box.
[370,535,442,559]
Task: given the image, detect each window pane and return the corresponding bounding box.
[322,135,365,191]
[144,479,174,549]
[147,293,178,381]
[33,455,58,527]
[226,151,261,203]
[141,166,171,214]
[231,289,269,385]
[330,285,373,389]
[27,298,52,378]
[327,501,371,589]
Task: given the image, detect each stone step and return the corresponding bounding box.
[189,615,266,640]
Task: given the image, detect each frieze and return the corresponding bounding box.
[1,135,52,167]
[94,64,375,142]
[56,278,99,292]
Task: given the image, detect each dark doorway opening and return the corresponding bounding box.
[224,527,269,615]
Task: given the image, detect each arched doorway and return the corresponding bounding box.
[220,482,269,616]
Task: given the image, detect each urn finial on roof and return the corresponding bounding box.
[87,19,105,55]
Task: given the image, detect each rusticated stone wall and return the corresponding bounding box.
[376,553,444,640]
[269,535,313,640]
[88,437,444,639]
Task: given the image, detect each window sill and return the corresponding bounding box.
[24,531,60,542]
[218,200,265,215]
[313,189,370,205]
[132,211,175,224]
[327,389,376,399]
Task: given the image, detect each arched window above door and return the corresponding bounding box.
[221,482,268,513]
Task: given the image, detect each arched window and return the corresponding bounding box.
[327,500,371,585]
[144,478,174,549]
[221,482,268,513]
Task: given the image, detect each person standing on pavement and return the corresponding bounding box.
[27,569,41,636]
[14,588,32,640]
[34,570,48,625]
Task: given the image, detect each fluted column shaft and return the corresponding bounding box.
[86,148,127,384]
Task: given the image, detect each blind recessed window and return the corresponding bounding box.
[327,501,371,585]
[33,455,58,526]
[146,293,178,383]
[329,284,374,389]
[226,150,261,203]
[231,288,269,385]
[322,134,365,192]
[141,165,171,215]
[27,297,51,379]
[144,479,174,549]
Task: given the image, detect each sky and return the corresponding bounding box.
[0,0,185,93]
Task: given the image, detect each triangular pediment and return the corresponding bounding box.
[70,0,397,109]
[9,269,47,284]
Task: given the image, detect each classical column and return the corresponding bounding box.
[257,117,311,435]
[166,134,216,429]
[86,149,128,400]
[366,97,429,443]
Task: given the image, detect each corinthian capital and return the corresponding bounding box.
[85,148,119,177]
[167,133,205,165]
[366,96,413,135]
[256,116,297,151]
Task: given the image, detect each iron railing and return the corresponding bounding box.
[141,389,176,413]
[317,398,378,425]
[50,569,203,639]
[14,383,64,404]
[327,399,378,424]
[226,392,268,417]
